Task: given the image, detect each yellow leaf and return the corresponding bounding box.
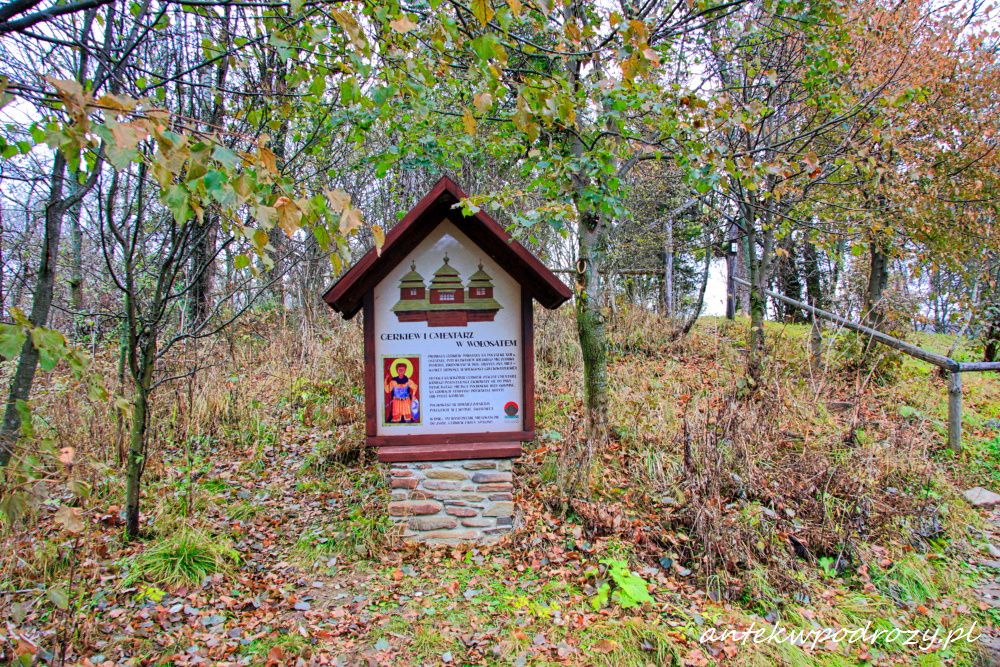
[462,108,477,136]
[325,188,351,212]
[372,224,385,255]
[339,206,363,234]
[332,9,366,50]
[565,22,581,43]
[47,78,85,104]
[96,94,137,112]
[54,506,84,534]
[389,15,417,33]
[508,0,522,16]
[110,121,146,151]
[274,196,301,237]
[473,91,493,113]
[257,145,278,175]
[471,0,494,26]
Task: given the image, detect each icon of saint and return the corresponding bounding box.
[384,360,418,423]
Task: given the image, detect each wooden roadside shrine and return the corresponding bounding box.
[323,176,571,465]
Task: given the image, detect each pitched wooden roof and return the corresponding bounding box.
[323,176,572,319]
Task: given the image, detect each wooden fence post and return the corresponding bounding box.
[948,371,962,452]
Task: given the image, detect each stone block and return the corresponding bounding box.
[461,517,494,527]
[388,500,442,516]
[462,460,497,470]
[391,469,414,477]
[408,516,458,531]
[483,502,514,517]
[472,471,513,484]
[431,492,485,502]
[390,477,418,489]
[496,516,513,527]
[476,483,513,492]
[423,480,466,491]
[409,490,434,500]
[964,487,1000,508]
[445,506,478,517]
[425,469,469,480]
[488,493,513,501]
[419,529,479,540]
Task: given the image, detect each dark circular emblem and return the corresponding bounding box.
[504,401,519,417]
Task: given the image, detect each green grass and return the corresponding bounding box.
[226,500,261,522]
[577,619,684,667]
[124,529,239,587]
[241,633,310,661]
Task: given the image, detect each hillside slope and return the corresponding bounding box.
[1,309,998,665]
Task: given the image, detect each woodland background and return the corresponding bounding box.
[0,0,998,664]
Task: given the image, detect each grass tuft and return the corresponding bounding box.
[124,529,239,587]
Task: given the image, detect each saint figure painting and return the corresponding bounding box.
[383,356,420,424]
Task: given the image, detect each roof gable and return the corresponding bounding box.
[323,176,572,319]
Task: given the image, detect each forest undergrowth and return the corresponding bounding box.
[1,307,998,665]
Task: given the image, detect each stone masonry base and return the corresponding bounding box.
[388,458,514,545]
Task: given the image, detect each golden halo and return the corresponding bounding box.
[389,357,413,377]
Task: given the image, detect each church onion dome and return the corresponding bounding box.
[398,262,425,288]
[466,262,494,288]
[429,255,463,289]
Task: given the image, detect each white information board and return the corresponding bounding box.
[372,221,524,437]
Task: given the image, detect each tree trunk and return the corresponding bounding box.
[802,239,823,313]
[985,268,999,362]
[777,234,804,322]
[863,237,890,329]
[568,211,609,495]
[124,342,155,539]
[663,214,674,317]
[678,235,712,337]
[188,213,219,325]
[187,11,230,326]
[744,201,774,385]
[0,153,69,466]
[67,177,85,316]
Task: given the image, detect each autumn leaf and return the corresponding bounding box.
[274,196,302,236]
[339,206,363,234]
[372,224,385,255]
[96,93,137,112]
[462,108,477,136]
[471,0,494,26]
[473,91,493,113]
[508,0,522,16]
[593,639,618,653]
[257,144,278,175]
[54,505,84,534]
[332,9,367,50]
[46,78,87,108]
[325,188,351,212]
[389,15,418,33]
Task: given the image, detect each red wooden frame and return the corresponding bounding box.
[323,176,572,318]
[359,285,537,461]
[326,176,569,463]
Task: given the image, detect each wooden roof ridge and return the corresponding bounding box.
[322,175,572,319]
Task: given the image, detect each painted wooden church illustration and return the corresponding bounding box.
[391,255,503,327]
